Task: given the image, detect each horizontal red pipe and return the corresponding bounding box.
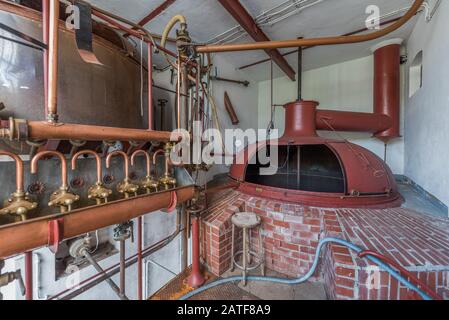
[359,250,442,300]
[0,187,194,259]
[316,110,393,134]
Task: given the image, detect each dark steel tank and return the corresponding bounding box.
[0,1,148,152]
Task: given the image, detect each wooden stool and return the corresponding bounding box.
[230,212,265,286]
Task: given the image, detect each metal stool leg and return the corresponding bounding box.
[259,227,265,276]
[242,227,247,286]
[230,224,235,272]
[247,227,252,265]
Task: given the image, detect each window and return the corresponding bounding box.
[409,51,423,98]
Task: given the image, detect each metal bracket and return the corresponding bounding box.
[164,191,178,213]
[47,219,64,254]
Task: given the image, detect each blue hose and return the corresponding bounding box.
[179,237,432,300]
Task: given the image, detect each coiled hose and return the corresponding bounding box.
[179,237,433,300]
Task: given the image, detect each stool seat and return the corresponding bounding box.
[231,212,261,229]
[230,212,265,286]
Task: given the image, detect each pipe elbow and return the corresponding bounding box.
[31,151,68,188]
[0,151,24,192]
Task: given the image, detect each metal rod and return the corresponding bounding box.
[53,228,183,300]
[82,248,128,300]
[297,37,303,101]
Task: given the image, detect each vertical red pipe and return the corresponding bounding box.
[25,252,33,300]
[42,0,49,117]
[187,214,205,288]
[373,39,402,142]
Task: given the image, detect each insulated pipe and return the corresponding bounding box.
[26,121,178,142]
[46,0,59,122]
[196,0,423,53]
[316,110,393,133]
[372,40,402,142]
[0,187,194,259]
[31,151,68,189]
[0,151,24,193]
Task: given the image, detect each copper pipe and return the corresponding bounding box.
[238,16,405,71]
[42,0,49,117]
[148,43,154,131]
[47,0,59,122]
[31,151,68,189]
[152,149,165,178]
[26,121,178,142]
[106,151,130,180]
[71,150,102,184]
[0,151,24,192]
[131,150,151,177]
[119,240,126,296]
[196,0,423,53]
[0,187,195,259]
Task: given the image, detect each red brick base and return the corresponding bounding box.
[202,190,449,300]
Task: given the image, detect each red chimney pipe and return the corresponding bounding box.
[372,39,402,142]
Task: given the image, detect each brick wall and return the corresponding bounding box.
[202,190,449,300]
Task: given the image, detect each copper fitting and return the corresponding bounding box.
[72,150,112,204]
[0,151,24,193]
[131,150,151,177]
[131,150,159,193]
[106,151,130,180]
[0,151,37,221]
[31,151,79,212]
[106,151,139,198]
[31,151,68,189]
[72,150,103,184]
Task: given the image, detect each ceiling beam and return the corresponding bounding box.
[136,0,177,27]
[217,0,296,81]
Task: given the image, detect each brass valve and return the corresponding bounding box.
[1,191,37,221]
[0,151,37,221]
[131,150,159,194]
[31,151,79,213]
[72,150,112,205]
[106,151,139,199]
[153,143,177,191]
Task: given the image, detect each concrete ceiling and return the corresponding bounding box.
[87,0,419,81]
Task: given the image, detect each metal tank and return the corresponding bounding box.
[0,2,148,152]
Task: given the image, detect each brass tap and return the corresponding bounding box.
[106,151,139,199]
[130,150,159,194]
[153,143,177,191]
[72,150,112,205]
[0,151,37,221]
[31,151,79,213]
